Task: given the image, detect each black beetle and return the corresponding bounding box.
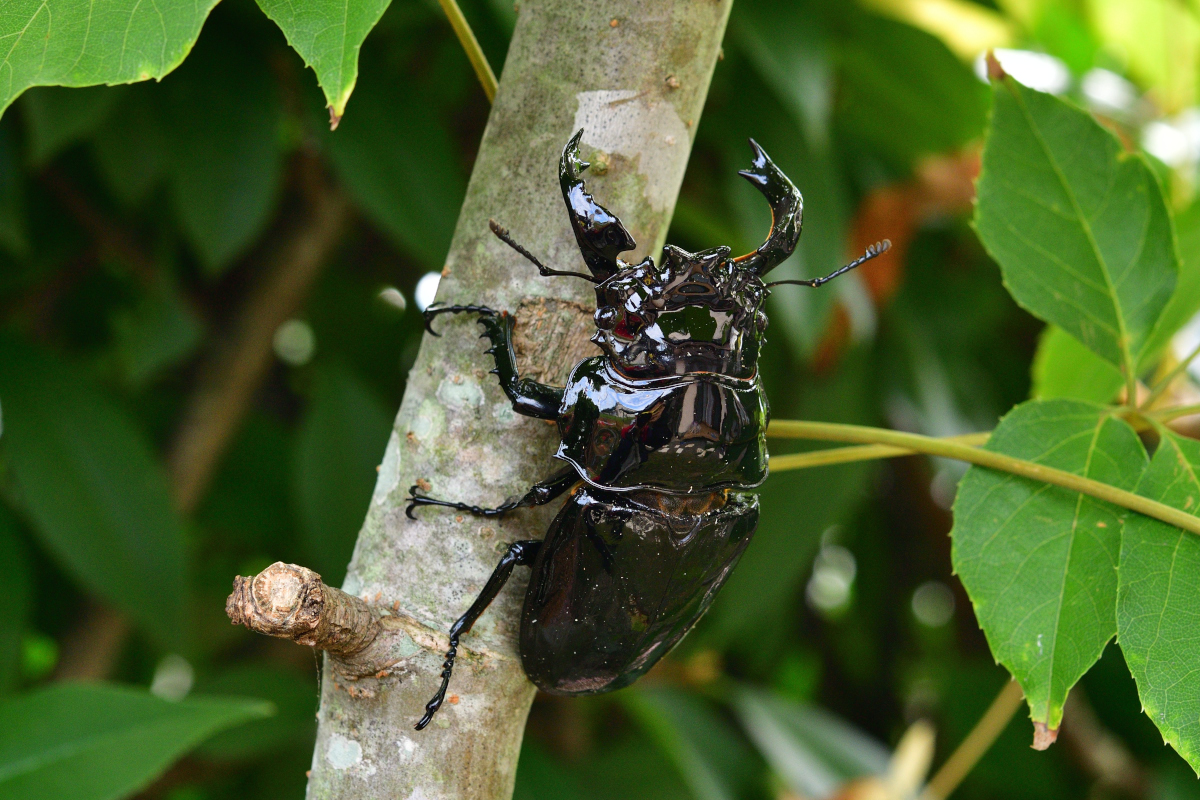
[408,129,888,729]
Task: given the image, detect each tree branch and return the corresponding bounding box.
[277,3,734,797]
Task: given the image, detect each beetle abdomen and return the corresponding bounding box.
[518,486,758,695]
[556,358,769,493]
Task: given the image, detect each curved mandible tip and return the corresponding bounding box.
[559,128,636,283]
[733,138,804,276]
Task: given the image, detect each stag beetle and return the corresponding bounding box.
[408,129,888,730]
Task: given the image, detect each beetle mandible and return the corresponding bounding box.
[408,129,889,730]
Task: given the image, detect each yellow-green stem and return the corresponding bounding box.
[919,680,1024,800]
[768,432,991,472]
[1142,340,1200,410]
[437,0,499,102]
[1150,402,1200,423]
[767,420,1200,536]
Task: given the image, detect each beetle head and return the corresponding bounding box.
[591,244,769,380]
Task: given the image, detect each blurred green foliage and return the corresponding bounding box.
[3,0,1200,797]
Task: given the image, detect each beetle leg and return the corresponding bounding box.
[415,539,542,730]
[421,305,564,419]
[421,303,499,336]
[405,467,578,520]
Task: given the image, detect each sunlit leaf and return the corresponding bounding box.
[974,75,1178,377]
[951,399,1147,735]
[1030,325,1123,403]
[256,0,392,123]
[1117,431,1200,774]
[0,683,270,799]
[0,0,220,118]
[0,337,188,649]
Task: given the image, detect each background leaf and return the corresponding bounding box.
[1030,325,1124,403]
[951,399,1147,734]
[974,76,1178,375]
[1117,431,1200,774]
[732,684,889,799]
[0,0,221,117]
[20,86,122,165]
[162,32,284,273]
[0,683,270,799]
[0,509,30,694]
[622,687,763,800]
[0,338,189,649]
[293,363,391,583]
[256,0,392,122]
[323,53,466,269]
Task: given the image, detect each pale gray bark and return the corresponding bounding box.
[305,3,732,797]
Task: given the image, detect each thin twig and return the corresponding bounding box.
[768,419,1200,535]
[1150,401,1200,423]
[1141,340,1200,410]
[920,680,1024,800]
[437,0,498,102]
[768,432,991,472]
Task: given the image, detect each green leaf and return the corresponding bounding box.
[732,0,833,150]
[255,0,392,123]
[323,58,465,268]
[1142,199,1200,361]
[951,398,1148,735]
[0,337,189,649]
[0,509,31,695]
[1117,431,1200,774]
[110,276,203,387]
[623,687,762,800]
[836,12,988,166]
[0,120,27,257]
[162,37,284,273]
[974,76,1178,378]
[1031,325,1124,403]
[731,684,889,799]
[0,0,221,118]
[294,363,391,583]
[0,683,270,800]
[91,86,169,207]
[21,85,122,165]
[193,665,315,760]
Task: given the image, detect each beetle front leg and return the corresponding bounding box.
[422,304,563,419]
[416,539,541,730]
[405,466,578,520]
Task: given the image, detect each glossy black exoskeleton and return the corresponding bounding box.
[408,129,889,729]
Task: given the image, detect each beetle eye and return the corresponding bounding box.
[594,307,617,330]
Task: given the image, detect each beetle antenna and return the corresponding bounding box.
[489,220,598,283]
[765,239,891,289]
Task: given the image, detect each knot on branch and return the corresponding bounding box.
[226,562,380,658]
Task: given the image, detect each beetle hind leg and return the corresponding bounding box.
[415,539,542,730]
[405,467,578,521]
